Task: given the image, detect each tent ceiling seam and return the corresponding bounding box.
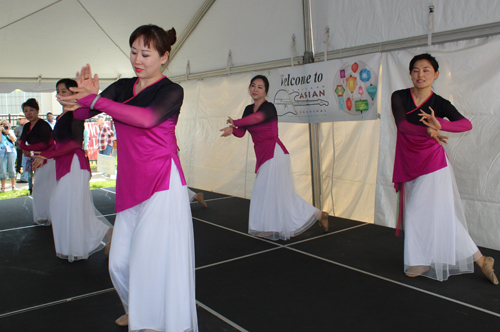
[76,0,129,59]
[0,0,63,31]
[162,0,216,73]
[168,21,500,83]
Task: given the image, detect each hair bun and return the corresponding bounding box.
[166,27,177,46]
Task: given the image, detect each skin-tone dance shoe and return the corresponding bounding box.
[480,257,499,285]
[319,212,329,232]
[115,313,128,326]
[104,228,113,255]
[194,193,208,208]
[405,265,429,277]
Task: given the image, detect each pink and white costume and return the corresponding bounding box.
[75,76,197,332]
[18,119,56,225]
[232,100,321,241]
[392,88,480,281]
[40,111,112,262]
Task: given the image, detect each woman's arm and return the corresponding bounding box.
[232,103,276,127]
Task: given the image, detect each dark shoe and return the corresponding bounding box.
[16,180,28,183]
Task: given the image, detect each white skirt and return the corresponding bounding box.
[188,188,196,202]
[109,162,198,332]
[404,157,480,281]
[50,155,112,262]
[249,143,321,241]
[32,158,57,225]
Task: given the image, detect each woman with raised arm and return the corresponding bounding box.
[18,98,56,225]
[392,53,497,284]
[220,75,329,241]
[58,25,197,332]
[33,79,112,262]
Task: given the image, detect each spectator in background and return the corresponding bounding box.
[46,112,56,130]
[1,120,18,192]
[83,123,89,157]
[96,115,115,156]
[14,112,29,183]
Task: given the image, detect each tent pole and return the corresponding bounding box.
[162,0,216,73]
[302,0,322,209]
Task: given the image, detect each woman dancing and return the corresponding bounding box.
[33,79,112,262]
[392,53,497,284]
[59,25,197,331]
[18,98,56,225]
[220,75,329,241]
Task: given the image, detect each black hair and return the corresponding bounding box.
[129,24,177,57]
[250,75,270,93]
[409,53,439,72]
[22,98,39,111]
[56,78,78,90]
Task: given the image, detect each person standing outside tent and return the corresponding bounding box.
[220,75,329,241]
[18,98,56,225]
[58,24,198,332]
[96,115,115,156]
[0,120,17,192]
[391,53,498,284]
[46,112,56,130]
[14,112,29,183]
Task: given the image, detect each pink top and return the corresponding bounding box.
[232,101,288,173]
[392,88,472,191]
[74,77,186,213]
[40,111,89,180]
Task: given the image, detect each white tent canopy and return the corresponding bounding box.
[2,0,500,250]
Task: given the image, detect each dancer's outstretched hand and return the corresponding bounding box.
[427,128,448,145]
[57,64,100,111]
[220,126,233,137]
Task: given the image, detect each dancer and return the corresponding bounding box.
[17,98,56,225]
[392,53,498,284]
[58,25,197,331]
[33,79,112,262]
[220,75,329,241]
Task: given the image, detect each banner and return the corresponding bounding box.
[267,53,381,123]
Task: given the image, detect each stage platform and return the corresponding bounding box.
[1,188,499,331]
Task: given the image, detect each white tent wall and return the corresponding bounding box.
[375,35,500,250]
[311,0,500,53]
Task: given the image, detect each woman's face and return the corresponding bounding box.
[56,83,74,106]
[249,79,267,101]
[23,106,39,122]
[410,59,439,90]
[130,35,168,81]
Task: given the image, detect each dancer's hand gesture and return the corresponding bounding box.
[419,107,441,130]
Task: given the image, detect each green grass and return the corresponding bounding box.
[89,180,116,189]
[0,188,30,199]
[0,180,116,200]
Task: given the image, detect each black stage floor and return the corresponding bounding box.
[1,188,499,331]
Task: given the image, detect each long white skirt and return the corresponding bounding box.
[32,158,57,225]
[249,143,321,241]
[404,158,480,281]
[50,155,112,262]
[109,162,198,332]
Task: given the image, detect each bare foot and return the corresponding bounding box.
[319,212,329,232]
[115,313,128,326]
[194,193,208,208]
[104,228,113,255]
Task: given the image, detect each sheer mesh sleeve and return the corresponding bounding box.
[436,98,472,132]
[233,102,276,127]
[19,122,52,151]
[78,83,183,129]
[391,91,428,136]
